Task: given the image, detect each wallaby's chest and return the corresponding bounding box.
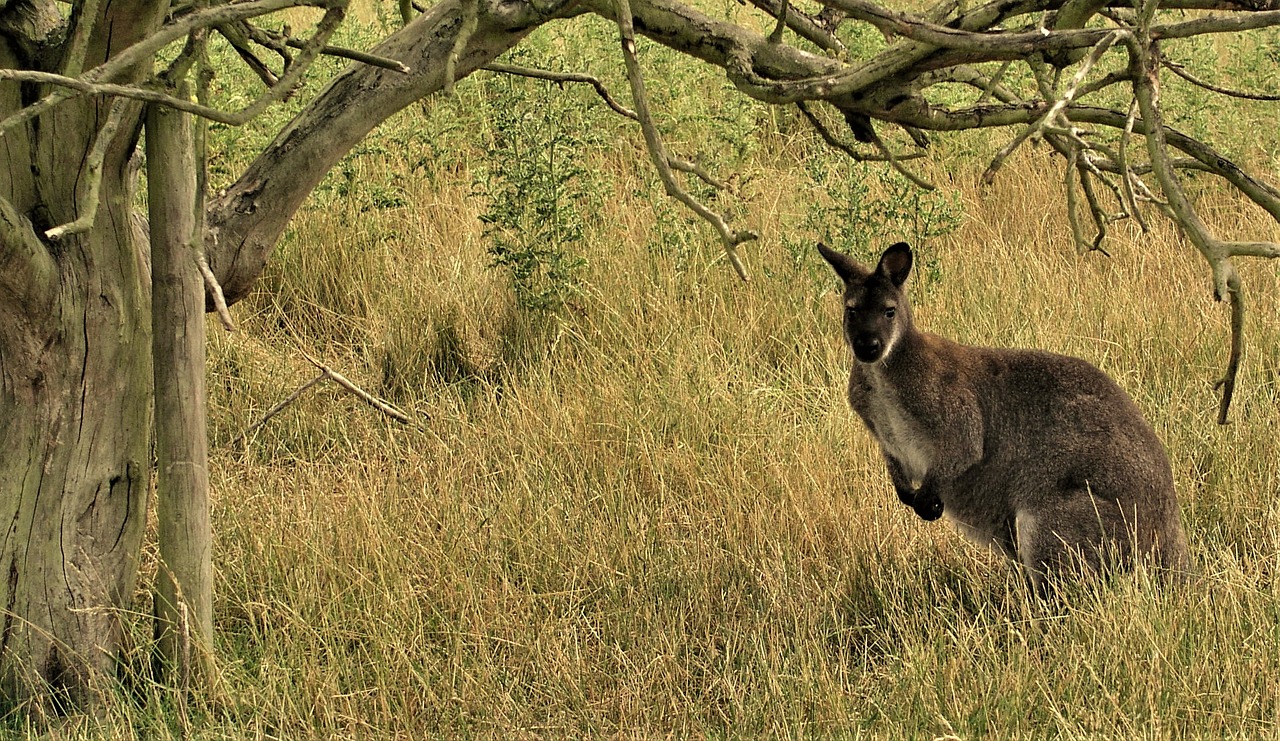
[853,370,933,484]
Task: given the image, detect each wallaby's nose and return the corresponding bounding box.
[852,335,884,363]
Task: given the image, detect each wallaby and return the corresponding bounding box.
[819,241,1189,593]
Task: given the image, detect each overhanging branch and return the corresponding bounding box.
[613,0,757,279]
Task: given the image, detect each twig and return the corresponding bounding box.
[794,101,924,163]
[1123,0,1280,423]
[1075,159,1113,255]
[768,0,789,43]
[0,0,345,138]
[743,0,845,53]
[1118,97,1149,232]
[0,69,271,125]
[217,22,282,86]
[668,156,728,190]
[229,371,329,445]
[872,132,936,190]
[1214,273,1244,425]
[484,63,637,119]
[44,98,129,241]
[300,352,412,424]
[59,0,104,79]
[249,23,412,73]
[972,60,1014,106]
[196,253,235,331]
[983,31,1121,185]
[1162,58,1280,101]
[445,0,479,93]
[1064,148,1090,253]
[613,0,757,280]
[230,352,412,445]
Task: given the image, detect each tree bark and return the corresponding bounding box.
[0,150,152,713]
[0,0,163,711]
[206,0,556,306]
[146,98,212,686]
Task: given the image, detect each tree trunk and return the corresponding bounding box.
[0,3,160,709]
[207,0,549,304]
[0,151,152,713]
[147,97,213,687]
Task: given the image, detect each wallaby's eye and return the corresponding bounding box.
[885,307,897,319]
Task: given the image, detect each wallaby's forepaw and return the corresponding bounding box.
[912,494,944,521]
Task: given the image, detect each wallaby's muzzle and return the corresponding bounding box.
[852,334,886,363]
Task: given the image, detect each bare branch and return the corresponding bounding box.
[1076,161,1114,255]
[196,253,235,332]
[613,0,757,279]
[59,0,104,78]
[795,101,925,164]
[230,353,414,445]
[445,0,479,93]
[44,98,130,241]
[1122,2,1280,423]
[0,69,270,124]
[484,63,638,119]
[1162,58,1280,101]
[228,371,329,445]
[217,22,282,87]
[0,0,345,138]
[1065,148,1091,253]
[248,24,412,73]
[982,30,1122,185]
[1117,97,1150,232]
[743,0,846,52]
[668,156,728,190]
[301,352,412,424]
[1214,272,1244,425]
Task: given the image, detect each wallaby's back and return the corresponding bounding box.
[822,242,1189,592]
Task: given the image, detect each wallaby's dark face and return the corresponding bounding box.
[818,242,914,364]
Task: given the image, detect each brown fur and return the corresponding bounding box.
[820,242,1190,593]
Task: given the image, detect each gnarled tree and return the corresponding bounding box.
[1,0,1278,714]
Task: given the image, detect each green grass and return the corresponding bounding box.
[51,10,1280,739]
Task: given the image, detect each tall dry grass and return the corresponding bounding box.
[151,131,1280,735]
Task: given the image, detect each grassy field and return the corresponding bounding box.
[57,9,1280,738]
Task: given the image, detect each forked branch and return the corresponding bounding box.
[1124,1,1280,422]
[613,0,758,279]
[230,352,412,445]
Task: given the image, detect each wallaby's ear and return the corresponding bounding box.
[876,242,913,286]
[817,242,868,285]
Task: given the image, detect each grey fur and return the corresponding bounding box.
[820,242,1190,593]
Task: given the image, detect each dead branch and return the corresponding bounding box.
[795,101,926,164]
[1117,97,1150,232]
[250,26,412,73]
[613,0,757,280]
[744,0,846,52]
[230,353,412,445]
[196,253,235,332]
[228,371,328,445]
[301,352,412,424]
[59,0,104,79]
[0,0,347,138]
[445,0,479,93]
[1076,161,1114,255]
[44,98,129,241]
[1162,58,1280,101]
[1215,275,1244,425]
[217,22,282,86]
[484,63,638,119]
[1123,0,1280,423]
